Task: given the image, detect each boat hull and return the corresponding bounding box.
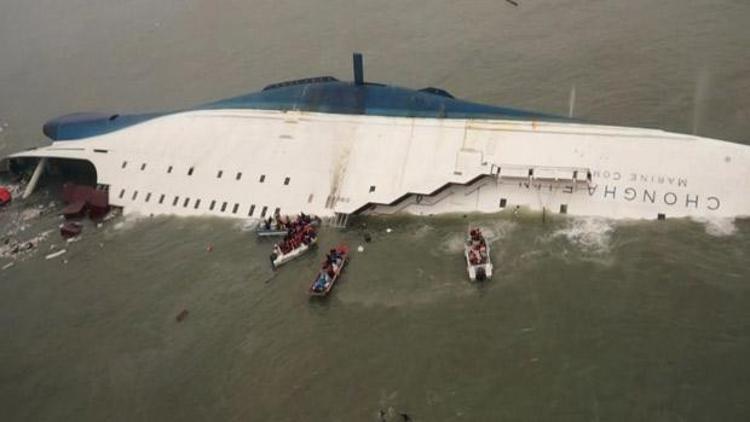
[4,109,749,223]
[271,237,317,268]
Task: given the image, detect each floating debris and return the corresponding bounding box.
[176,309,189,322]
[1,262,14,271]
[386,228,392,233]
[60,221,83,239]
[363,233,372,243]
[357,245,364,253]
[45,249,66,260]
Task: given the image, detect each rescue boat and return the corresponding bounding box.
[308,245,349,296]
[464,228,493,281]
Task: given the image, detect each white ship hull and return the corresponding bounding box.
[5,108,749,223]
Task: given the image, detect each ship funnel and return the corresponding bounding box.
[353,53,364,85]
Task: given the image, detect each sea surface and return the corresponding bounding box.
[1,1,750,420]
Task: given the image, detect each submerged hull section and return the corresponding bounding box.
[5,108,750,222]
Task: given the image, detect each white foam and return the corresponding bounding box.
[237,218,258,232]
[111,212,146,231]
[481,220,517,244]
[439,233,466,253]
[435,220,516,254]
[553,217,614,254]
[411,224,432,238]
[697,217,737,237]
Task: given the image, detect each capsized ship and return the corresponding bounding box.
[2,54,749,225]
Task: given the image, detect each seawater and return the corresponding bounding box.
[1,0,750,420]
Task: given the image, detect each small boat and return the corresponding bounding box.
[464,228,493,281]
[256,226,288,237]
[256,215,320,237]
[270,236,318,268]
[309,245,349,296]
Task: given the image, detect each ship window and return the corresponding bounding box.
[209,200,216,210]
[559,204,567,214]
[93,149,108,154]
[657,213,666,221]
[221,202,227,212]
[183,197,190,208]
[528,169,534,177]
[307,194,314,203]
[121,161,128,169]
[194,199,201,209]
[284,177,290,185]
[145,192,152,202]
[167,165,173,174]
[232,203,239,214]
[499,198,507,208]
[188,167,194,176]
[159,194,165,204]
[260,206,268,217]
[119,189,125,199]
[369,185,376,193]
[248,205,256,216]
[172,196,179,206]
[132,191,138,201]
[217,170,223,179]
[259,174,266,183]
[140,163,146,171]
[236,172,242,181]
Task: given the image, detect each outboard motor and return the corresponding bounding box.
[476,267,487,281]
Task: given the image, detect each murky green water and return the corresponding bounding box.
[2,1,750,420]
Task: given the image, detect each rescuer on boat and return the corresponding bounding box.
[274,218,318,255]
[468,228,488,265]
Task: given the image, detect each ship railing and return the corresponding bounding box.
[490,163,591,186]
[326,212,350,228]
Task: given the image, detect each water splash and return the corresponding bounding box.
[552,217,614,255]
[237,218,258,232]
[697,217,737,237]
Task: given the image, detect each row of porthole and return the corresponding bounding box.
[120,161,291,185]
[117,188,277,218]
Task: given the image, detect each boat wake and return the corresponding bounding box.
[436,219,517,255]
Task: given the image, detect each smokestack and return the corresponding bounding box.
[353,53,364,85]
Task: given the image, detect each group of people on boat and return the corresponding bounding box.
[467,228,488,266]
[272,217,318,256]
[263,211,316,232]
[311,248,345,293]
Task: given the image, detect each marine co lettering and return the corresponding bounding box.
[593,170,688,188]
